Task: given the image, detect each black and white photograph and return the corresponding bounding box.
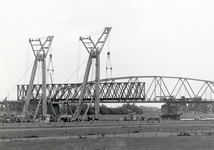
[1,0,214,149]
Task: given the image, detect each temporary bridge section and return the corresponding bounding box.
[17,78,146,107]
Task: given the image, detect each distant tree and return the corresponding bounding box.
[79,104,87,115]
[119,107,129,114]
[104,104,144,115]
[58,103,144,115]
[109,108,120,114]
[70,105,77,114]
[212,105,214,113]
[194,104,201,112]
[181,104,188,112]
[125,103,132,110]
[87,106,95,115]
[121,103,143,114]
[100,104,110,114]
[201,104,209,113]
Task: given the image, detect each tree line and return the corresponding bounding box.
[60,103,143,115]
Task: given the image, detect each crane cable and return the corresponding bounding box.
[24,41,30,84]
[81,27,104,38]
[65,58,88,83]
[7,39,34,100]
[76,42,82,83]
[8,62,34,100]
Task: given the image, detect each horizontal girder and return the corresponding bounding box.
[17,80,146,103]
[16,76,214,104]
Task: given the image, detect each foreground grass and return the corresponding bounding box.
[1,116,214,150]
[1,136,214,150]
[1,120,214,139]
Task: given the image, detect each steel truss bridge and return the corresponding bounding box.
[1,76,214,112]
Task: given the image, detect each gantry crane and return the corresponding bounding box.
[74,27,112,120]
[22,36,54,120]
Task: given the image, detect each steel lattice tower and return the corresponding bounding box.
[22,36,54,120]
[74,27,112,120]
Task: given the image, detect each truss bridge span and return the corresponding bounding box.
[1,76,214,112]
[17,77,146,103]
[17,76,214,104]
[101,76,214,103]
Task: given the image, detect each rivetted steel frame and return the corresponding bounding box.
[102,76,214,112]
[17,79,146,105]
[15,76,214,113]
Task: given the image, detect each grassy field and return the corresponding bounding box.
[99,112,214,120]
[1,136,214,150]
[0,113,214,150]
[1,119,214,138]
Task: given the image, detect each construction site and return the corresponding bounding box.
[2,1,214,149]
[0,27,214,125]
[0,27,214,150]
[1,27,214,123]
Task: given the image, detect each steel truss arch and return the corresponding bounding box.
[99,76,214,102]
[17,76,214,102]
[17,75,214,112]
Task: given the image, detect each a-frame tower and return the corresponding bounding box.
[74,27,112,120]
[22,36,54,120]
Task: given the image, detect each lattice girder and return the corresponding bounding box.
[16,76,214,113]
[17,80,146,103]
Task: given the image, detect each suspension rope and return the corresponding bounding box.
[76,42,82,83]
[24,41,30,84]
[78,72,85,83]
[65,58,88,83]
[7,61,34,99]
[81,27,104,38]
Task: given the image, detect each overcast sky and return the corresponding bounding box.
[1,0,214,108]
